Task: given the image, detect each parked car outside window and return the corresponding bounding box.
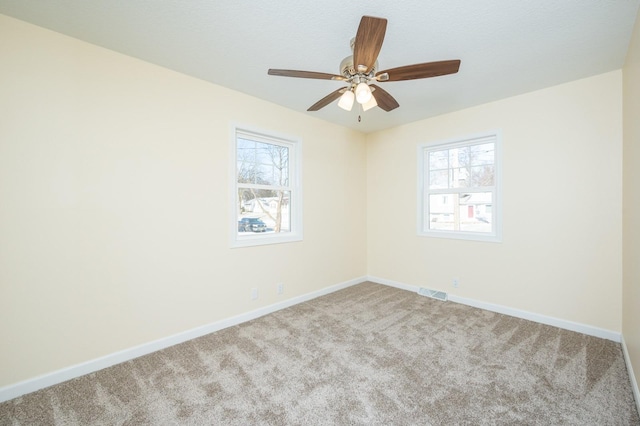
[238,217,267,232]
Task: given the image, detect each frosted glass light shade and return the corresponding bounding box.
[355,82,372,104]
[338,90,355,111]
[362,95,378,111]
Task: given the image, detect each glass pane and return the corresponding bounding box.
[263,190,290,233]
[279,166,289,186]
[238,139,289,187]
[237,160,257,184]
[237,138,255,162]
[237,139,256,184]
[470,165,494,187]
[273,145,289,168]
[469,143,494,166]
[450,146,470,168]
[459,192,492,233]
[450,167,470,188]
[238,187,256,221]
[257,162,290,187]
[429,150,449,170]
[258,163,276,186]
[428,194,454,230]
[428,192,493,233]
[237,189,290,234]
[255,142,271,163]
[429,170,449,189]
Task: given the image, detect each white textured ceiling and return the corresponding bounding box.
[1,0,639,133]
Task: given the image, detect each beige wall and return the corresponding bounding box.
[623,6,640,399]
[0,14,367,387]
[366,71,623,332]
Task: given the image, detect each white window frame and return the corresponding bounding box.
[231,126,303,248]
[417,130,502,242]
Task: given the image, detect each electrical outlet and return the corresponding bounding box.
[277,283,284,295]
[251,287,258,300]
[452,278,459,288]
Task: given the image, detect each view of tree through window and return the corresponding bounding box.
[236,134,292,237]
[419,133,501,242]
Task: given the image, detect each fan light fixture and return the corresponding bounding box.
[338,83,375,111]
[268,16,462,117]
[355,82,372,103]
[338,90,355,111]
[362,94,378,111]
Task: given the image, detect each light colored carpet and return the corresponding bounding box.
[1,282,639,425]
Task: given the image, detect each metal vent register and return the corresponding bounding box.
[417,287,448,301]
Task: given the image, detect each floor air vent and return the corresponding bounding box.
[417,287,448,301]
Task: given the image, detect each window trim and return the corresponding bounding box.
[230,125,303,248]
[417,130,502,243]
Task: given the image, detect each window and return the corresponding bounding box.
[418,131,501,242]
[232,128,302,247]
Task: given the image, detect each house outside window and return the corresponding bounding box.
[232,127,302,247]
[418,131,502,242]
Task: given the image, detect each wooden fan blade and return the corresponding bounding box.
[353,16,387,74]
[377,60,461,82]
[307,88,346,111]
[268,69,345,81]
[370,84,399,111]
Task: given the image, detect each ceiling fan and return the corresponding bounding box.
[268,16,461,114]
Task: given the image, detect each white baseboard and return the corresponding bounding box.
[367,275,621,342]
[0,276,367,403]
[621,335,640,416]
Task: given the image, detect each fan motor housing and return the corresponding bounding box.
[340,56,377,77]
